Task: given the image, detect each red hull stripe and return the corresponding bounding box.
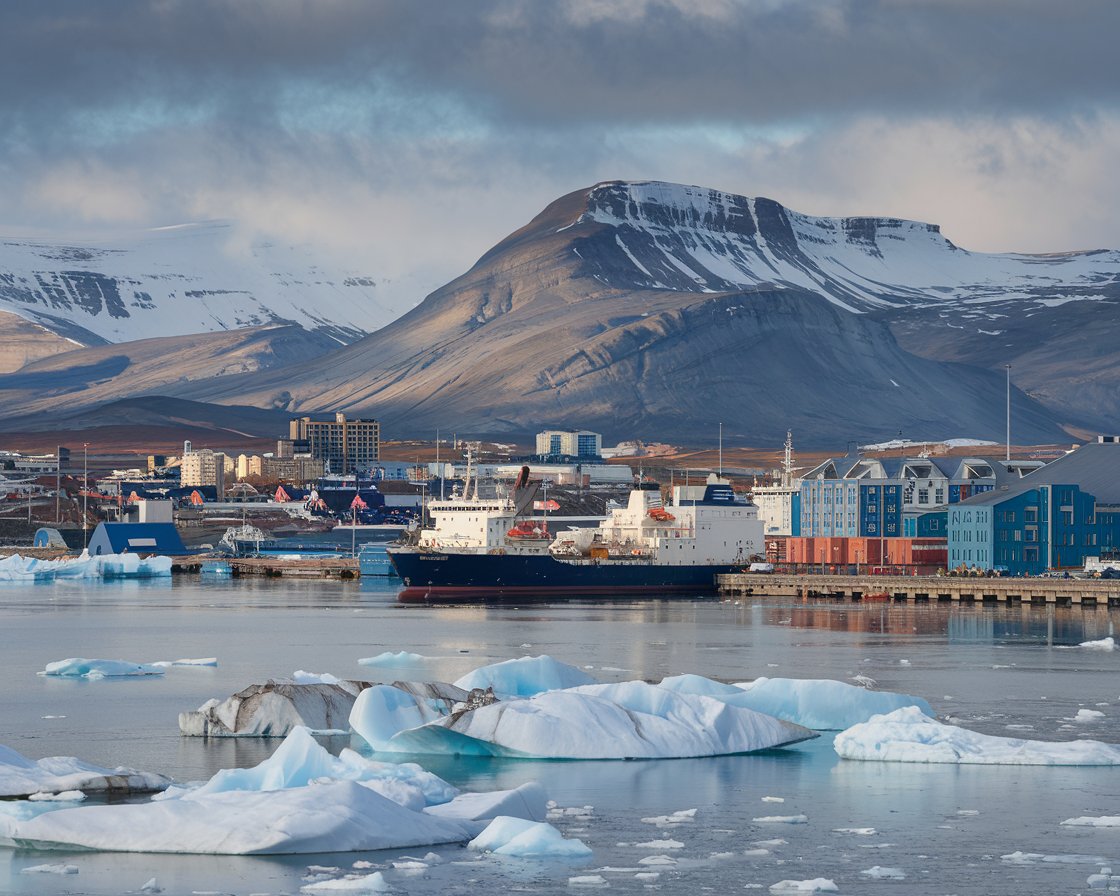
[397,584,716,603]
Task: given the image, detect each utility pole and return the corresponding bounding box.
[82,443,89,549]
[55,445,61,523]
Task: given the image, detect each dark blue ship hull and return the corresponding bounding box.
[388,548,737,602]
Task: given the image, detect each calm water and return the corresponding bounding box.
[1,577,1118,895]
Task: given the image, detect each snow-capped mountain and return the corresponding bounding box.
[4,180,1116,445]
[0,221,406,347]
[573,181,1120,316]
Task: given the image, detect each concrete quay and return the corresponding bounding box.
[717,572,1120,608]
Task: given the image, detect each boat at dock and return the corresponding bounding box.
[388,463,764,602]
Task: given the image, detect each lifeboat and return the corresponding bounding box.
[863,591,890,601]
[647,507,676,522]
[506,520,551,540]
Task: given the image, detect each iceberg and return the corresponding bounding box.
[468,815,592,858]
[835,707,1120,764]
[4,780,472,854]
[0,744,170,799]
[352,679,815,759]
[41,658,165,679]
[1080,637,1116,651]
[0,552,171,581]
[183,726,457,810]
[453,655,596,697]
[661,675,931,730]
[1,728,547,855]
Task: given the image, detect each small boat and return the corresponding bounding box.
[862,591,890,601]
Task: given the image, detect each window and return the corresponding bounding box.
[935,488,945,504]
[918,488,929,504]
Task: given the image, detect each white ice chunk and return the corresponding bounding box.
[40,658,164,679]
[150,658,218,668]
[364,680,813,759]
[0,553,171,581]
[0,744,169,798]
[468,815,592,858]
[21,863,78,874]
[670,675,932,730]
[182,726,457,810]
[301,870,392,891]
[568,874,609,887]
[8,780,471,854]
[1062,816,1120,827]
[359,651,428,666]
[425,781,548,835]
[769,879,838,893]
[753,815,808,824]
[1075,709,1105,722]
[835,707,1120,764]
[861,866,905,879]
[1080,637,1116,651]
[454,655,596,697]
[292,671,342,685]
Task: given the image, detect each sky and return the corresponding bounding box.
[2,0,1119,319]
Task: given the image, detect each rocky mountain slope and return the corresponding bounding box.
[4,181,1115,446]
[0,222,403,364]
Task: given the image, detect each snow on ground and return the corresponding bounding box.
[663,675,931,730]
[0,553,171,581]
[858,438,998,451]
[835,707,1120,764]
[40,658,165,679]
[352,677,815,759]
[468,815,592,858]
[0,727,546,854]
[0,744,170,798]
[453,655,596,697]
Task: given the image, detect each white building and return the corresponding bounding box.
[181,449,226,497]
[751,432,802,536]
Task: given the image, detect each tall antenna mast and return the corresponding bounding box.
[718,422,723,478]
[1005,364,1012,463]
[782,430,794,488]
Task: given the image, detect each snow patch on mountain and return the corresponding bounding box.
[574,181,1120,316]
[0,222,407,346]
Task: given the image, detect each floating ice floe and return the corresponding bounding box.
[350,676,816,759]
[861,866,906,879]
[454,655,596,697]
[0,744,170,799]
[663,675,932,730]
[1081,637,1116,651]
[1062,816,1120,827]
[835,707,1120,764]
[301,871,391,892]
[1075,709,1106,723]
[769,879,838,893]
[1,727,545,854]
[359,651,429,667]
[150,658,218,668]
[21,863,78,875]
[468,816,592,858]
[0,552,171,581]
[181,679,466,738]
[40,658,165,679]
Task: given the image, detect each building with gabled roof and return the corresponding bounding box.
[87,522,187,557]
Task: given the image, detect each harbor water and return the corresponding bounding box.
[1,577,1118,894]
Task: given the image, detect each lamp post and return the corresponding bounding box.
[1005,364,1012,463]
[55,445,61,523]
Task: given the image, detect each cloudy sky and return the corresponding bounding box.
[2,0,1118,318]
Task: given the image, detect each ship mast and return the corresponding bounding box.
[782,430,794,489]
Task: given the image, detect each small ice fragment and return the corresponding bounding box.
[21,864,79,874]
[768,879,837,893]
[899,660,910,665]
[634,839,683,849]
[957,810,980,816]
[761,796,785,803]
[41,715,66,719]
[139,878,163,893]
[28,790,85,802]
[634,872,660,880]
[860,866,905,879]
[1062,817,1120,827]
[753,838,788,847]
[1074,709,1105,722]
[638,855,677,866]
[568,875,609,887]
[744,848,771,856]
[711,851,736,859]
[1080,637,1116,650]
[754,815,808,824]
[300,870,391,892]
[832,827,875,835]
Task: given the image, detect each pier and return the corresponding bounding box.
[173,556,360,578]
[717,573,1120,608]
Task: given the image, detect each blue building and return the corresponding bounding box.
[87,522,187,556]
[948,437,1120,575]
[800,454,1037,539]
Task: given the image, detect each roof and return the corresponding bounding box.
[88,522,186,555]
[959,441,1120,506]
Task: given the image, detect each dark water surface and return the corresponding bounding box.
[1,577,1118,894]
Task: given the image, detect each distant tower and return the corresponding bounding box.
[184,439,192,455]
[781,430,795,488]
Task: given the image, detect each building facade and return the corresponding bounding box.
[289,413,380,474]
[947,438,1120,575]
[180,449,226,497]
[535,430,602,460]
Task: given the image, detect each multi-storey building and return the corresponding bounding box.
[180,448,226,498]
[535,430,602,461]
[949,437,1120,575]
[289,413,380,474]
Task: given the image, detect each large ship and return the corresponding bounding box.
[388,457,764,602]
